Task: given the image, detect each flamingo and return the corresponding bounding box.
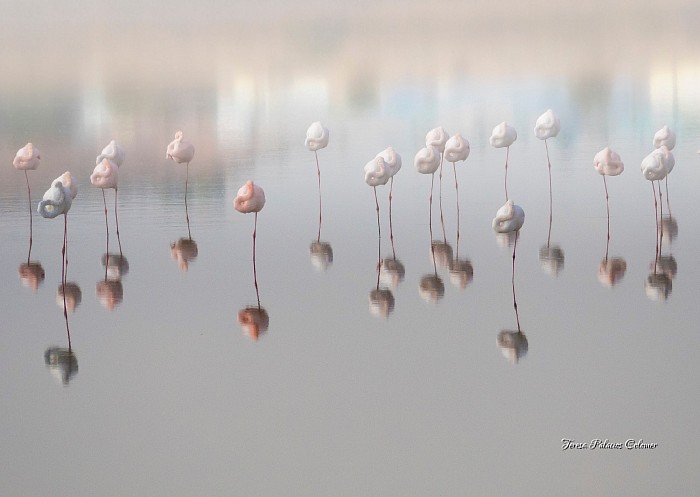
[376,147,402,253]
[38,172,77,340]
[426,127,450,239]
[414,145,441,237]
[166,131,195,238]
[234,180,266,309]
[305,121,329,219]
[364,155,390,243]
[443,133,470,249]
[97,139,125,167]
[13,143,41,259]
[593,147,624,243]
[534,110,560,223]
[641,146,674,258]
[652,125,676,214]
[90,158,120,257]
[490,122,517,200]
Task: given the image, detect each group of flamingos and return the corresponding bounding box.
[12,113,680,347]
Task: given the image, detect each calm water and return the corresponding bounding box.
[2,1,700,495]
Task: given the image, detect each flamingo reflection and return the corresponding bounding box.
[97,252,129,311]
[646,213,678,302]
[419,242,445,304]
[171,237,198,272]
[44,346,78,386]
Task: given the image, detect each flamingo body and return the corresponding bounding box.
[97,140,125,167]
[13,143,41,170]
[490,122,517,148]
[90,158,119,189]
[653,125,676,150]
[166,131,195,164]
[443,133,470,162]
[641,147,673,181]
[534,110,560,140]
[234,180,266,214]
[414,145,440,174]
[492,199,525,233]
[377,147,402,177]
[38,180,73,218]
[593,147,624,176]
[364,156,390,187]
[305,122,329,151]
[425,127,449,152]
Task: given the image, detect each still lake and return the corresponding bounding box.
[1,1,700,495]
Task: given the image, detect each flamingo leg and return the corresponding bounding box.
[603,176,610,253]
[102,189,109,256]
[504,146,510,201]
[25,170,33,262]
[62,213,71,350]
[315,150,322,243]
[253,212,260,309]
[389,176,395,259]
[185,162,192,239]
[512,231,521,332]
[115,187,123,256]
[438,153,446,242]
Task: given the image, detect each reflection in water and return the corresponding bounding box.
[497,331,529,365]
[19,262,45,291]
[44,347,78,386]
[419,273,445,304]
[449,259,473,289]
[539,246,565,276]
[369,288,395,319]
[171,237,198,272]
[661,216,678,242]
[431,240,453,271]
[57,283,82,313]
[380,257,405,290]
[237,306,270,342]
[96,280,124,311]
[646,213,678,302]
[598,259,627,287]
[310,241,333,271]
[419,243,445,304]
